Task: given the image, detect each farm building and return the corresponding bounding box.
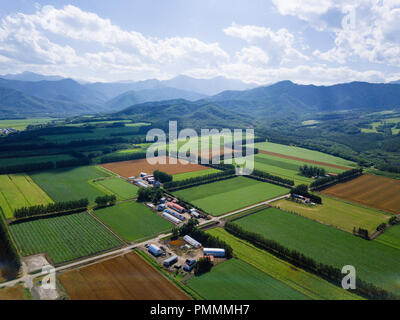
[203,248,225,257]
[148,244,163,257]
[169,202,185,213]
[160,197,166,204]
[189,208,201,218]
[162,212,181,224]
[135,180,148,188]
[163,255,178,267]
[140,172,148,177]
[164,209,185,221]
[183,263,195,272]
[157,204,166,211]
[200,256,214,264]
[183,235,202,248]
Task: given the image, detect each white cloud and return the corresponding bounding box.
[223,23,271,42]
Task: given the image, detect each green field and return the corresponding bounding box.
[255,142,356,167]
[173,176,289,216]
[30,166,111,203]
[91,178,139,200]
[0,174,53,218]
[376,226,400,250]
[94,201,172,241]
[0,154,74,167]
[186,258,308,300]
[207,228,361,300]
[361,117,400,135]
[172,168,221,182]
[9,212,123,264]
[0,118,59,130]
[233,208,400,295]
[273,195,390,234]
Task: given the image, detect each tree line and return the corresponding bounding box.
[137,187,163,204]
[299,165,326,178]
[310,168,363,190]
[0,210,21,277]
[95,194,117,208]
[99,151,147,164]
[14,198,89,219]
[153,170,173,183]
[251,169,295,187]
[225,222,398,300]
[163,169,236,191]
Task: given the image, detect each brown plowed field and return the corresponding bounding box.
[0,285,26,300]
[59,252,190,300]
[258,150,351,170]
[322,174,400,214]
[101,157,209,178]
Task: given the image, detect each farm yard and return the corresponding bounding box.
[376,226,400,250]
[255,142,356,168]
[273,195,390,234]
[206,228,361,300]
[91,177,139,200]
[101,157,210,178]
[94,201,172,241]
[173,176,289,216]
[186,258,309,300]
[321,174,400,214]
[9,212,123,264]
[232,207,400,296]
[30,166,111,203]
[58,251,190,300]
[0,174,53,219]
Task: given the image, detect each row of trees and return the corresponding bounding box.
[95,194,117,208]
[310,168,363,190]
[0,161,55,175]
[290,184,322,204]
[14,198,89,219]
[99,152,147,164]
[153,170,172,183]
[299,165,326,178]
[0,210,21,278]
[225,222,397,300]
[163,169,236,191]
[251,169,295,187]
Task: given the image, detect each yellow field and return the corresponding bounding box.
[0,174,53,218]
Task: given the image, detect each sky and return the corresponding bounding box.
[0,0,400,85]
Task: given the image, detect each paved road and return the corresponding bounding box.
[0,193,289,290]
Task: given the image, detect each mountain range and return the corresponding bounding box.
[1,72,400,123]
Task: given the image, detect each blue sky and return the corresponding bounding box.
[0,0,399,84]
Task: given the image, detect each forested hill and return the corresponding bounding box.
[208,81,400,115]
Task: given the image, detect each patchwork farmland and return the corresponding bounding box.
[186,258,309,300]
[206,228,361,300]
[0,174,53,219]
[321,174,400,214]
[232,207,400,295]
[101,157,210,178]
[94,201,172,241]
[9,212,123,264]
[273,195,391,234]
[173,176,289,216]
[172,168,221,181]
[58,251,190,300]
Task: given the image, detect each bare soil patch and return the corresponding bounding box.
[101,157,209,178]
[58,251,190,300]
[322,174,400,214]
